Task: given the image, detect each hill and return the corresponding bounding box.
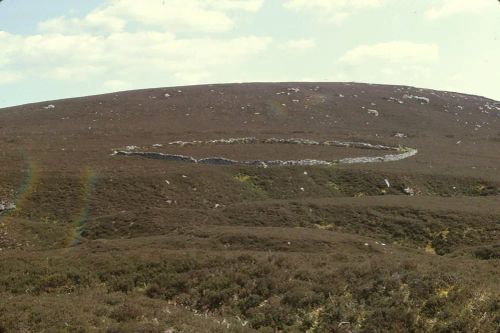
[0,82,499,332]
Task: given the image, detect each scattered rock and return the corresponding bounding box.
[403,94,430,104]
[403,186,415,196]
[0,201,16,212]
[386,97,404,104]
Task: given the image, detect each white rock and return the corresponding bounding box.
[402,94,430,104]
[403,187,415,196]
[0,202,16,211]
[367,109,379,116]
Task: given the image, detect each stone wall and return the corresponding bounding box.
[112,137,418,167]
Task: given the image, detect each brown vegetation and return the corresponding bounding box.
[0,83,499,332]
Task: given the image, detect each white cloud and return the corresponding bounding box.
[333,41,441,91]
[207,0,264,12]
[0,70,23,85]
[340,41,439,65]
[38,14,125,34]
[280,39,316,50]
[0,0,270,96]
[0,31,272,86]
[103,79,129,91]
[0,31,22,66]
[284,0,386,21]
[38,0,263,34]
[49,65,108,81]
[425,0,497,20]
[173,70,213,83]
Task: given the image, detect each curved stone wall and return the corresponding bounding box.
[112,137,418,167]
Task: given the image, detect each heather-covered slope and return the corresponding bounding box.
[0,83,499,332]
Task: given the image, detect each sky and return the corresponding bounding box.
[0,0,499,107]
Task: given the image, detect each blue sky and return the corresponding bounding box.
[0,0,499,107]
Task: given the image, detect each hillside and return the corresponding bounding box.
[0,82,499,332]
